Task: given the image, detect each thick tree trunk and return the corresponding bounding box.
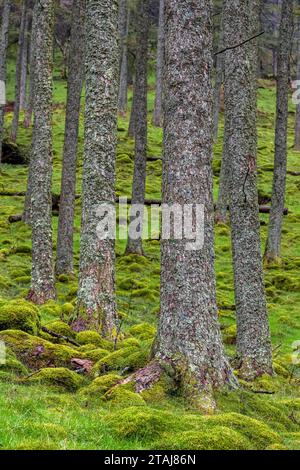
[125,0,149,256]
[265,0,293,263]
[294,21,300,150]
[55,0,85,276]
[11,0,28,142]
[118,0,129,115]
[154,0,236,407]
[213,2,224,141]
[27,0,56,304]
[24,9,36,129]
[23,1,38,223]
[19,7,30,109]
[224,0,273,379]
[0,0,11,163]
[152,0,164,127]
[75,0,119,336]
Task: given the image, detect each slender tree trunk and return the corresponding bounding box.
[265,0,293,263]
[215,114,230,223]
[294,21,300,150]
[118,0,129,115]
[154,0,236,408]
[125,0,149,256]
[128,78,136,137]
[75,0,119,336]
[213,2,224,141]
[19,8,30,109]
[152,0,164,127]
[24,9,36,129]
[0,0,11,163]
[224,0,273,379]
[27,0,56,304]
[55,0,85,276]
[11,0,27,142]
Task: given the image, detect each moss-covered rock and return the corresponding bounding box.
[92,345,148,375]
[128,323,156,340]
[0,299,40,334]
[83,348,110,362]
[79,373,121,398]
[223,324,237,345]
[45,320,76,340]
[25,367,86,391]
[107,406,173,439]
[0,330,83,370]
[266,443,288,450]
[104,387,146,408]
[39,301,62,319]
[76,330,113,350]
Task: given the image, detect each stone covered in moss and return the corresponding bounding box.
[0,330,82,370]
[92,345,148,375]
[0,299,40,334]
[45,320,76,340]
[26,367,86,391]
[79,373,121,398]
[83,348,110,362]
[128,323,156,340]
[105,387,146,408]
[154,427,251,450]
[76,330,113,350]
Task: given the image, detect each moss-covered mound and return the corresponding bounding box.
[25,367,86,391]
[44,320,76,340]
[79,373,121,398]
[0,330,83,370]
[0,300,40,334]
[76,330,113,350]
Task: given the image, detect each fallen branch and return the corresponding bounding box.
[41,326,80,347]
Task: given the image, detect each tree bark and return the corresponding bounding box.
[152,0,164,127]
[75,0,119,336]
[11,0,28,142]
[27,0,56,304]
[24,6,37,129]
[118,0,129,115]
[294,19,300,151]
[19,7,30,109]
[125,0,149,255]
[215,108,230,224]
[55,0,85,276]
[0,0,11,163]
[224,0,273,379]
[213,1,224,141]
[154,0,236,407]
[265,0,293,263]
[128,77,136,137]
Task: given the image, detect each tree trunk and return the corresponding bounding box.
[75,0,119,336]
[128,78,136,138]
[152,0,164,127]
[118,0,129,115]
[0,0,11,163]
[265,0,293,264]
[154,0,236,408]
[215,114,230,224]
[294,20,300,150]
[125,0,149,256]
[24,7,37,129]
[23,1,39,224]
[11,0,28,142]
[55,0,85,276]
[27,0,56,304]
[224,0,273,380]
[19,7,30,109]
[213,1,224,141]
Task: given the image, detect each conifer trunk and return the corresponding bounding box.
[0,0,11,163]
[118,0,129,115]
[152,0,164,127]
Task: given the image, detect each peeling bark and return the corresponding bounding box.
[224,0,273,379]
[125,0,149,256]
[76,0,119,336]
[56,0,85,276]
[154,0,237,406]
[265,0,293,263]
[0,0,11,163]
[27,0,56,304]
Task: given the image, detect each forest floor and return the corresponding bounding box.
[0,57,299,450]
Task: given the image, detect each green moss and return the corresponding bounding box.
[79,373,121,398]
[0,299,40,334]
[14,440,59,450]
[128,323,156,339]
[0,347,28,376]
[266,443,288,450]
[92,345,148,375]
[76,330,113,350]
[25,367,86,391]
[83,348,110,362]
[30,422,68,439]
[117,337,141,349]
[0,330,82,369]
[57,274,69,283]
[45,320,76,340]
[223,324,237,345]
[39,301,62,319]
[107,406,173,439]
[105,386,146,408]
[154,427,251,450]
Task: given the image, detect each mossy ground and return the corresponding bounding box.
[0,55,299,450]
